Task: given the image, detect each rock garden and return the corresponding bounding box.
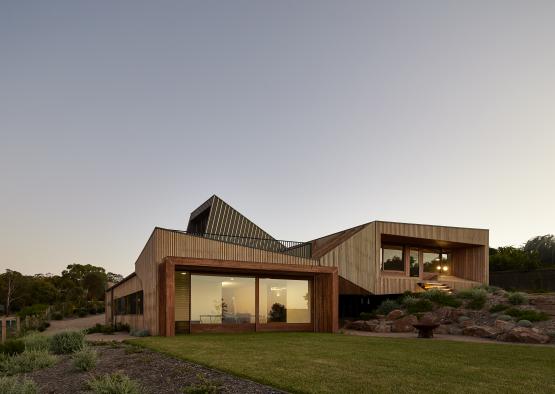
[344,286,555,344]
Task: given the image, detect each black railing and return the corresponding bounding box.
[183,231,313,259]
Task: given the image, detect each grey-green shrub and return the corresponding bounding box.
[404,298,433,314]
[420,289,462,307]
[72,346,97,371]
[129,329,150,337]
[23,332,51,352]
[0,350,57,375]
[375,299,401,315]
[86,373,141,394]
[0,376,37,394]
[507,292,528,305]
[457,288,487,310]
[50,331,85,354]
[497,314,513,321]
[517,320,533,327]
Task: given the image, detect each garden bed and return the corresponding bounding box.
[25,342,282,393]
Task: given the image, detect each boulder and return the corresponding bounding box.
[448,326,463,335]
[494,320,516,332]
[462,325,499,339]
[386,309,405,321]
[498,327,550,344]
[373,320,392,333]
[391,315,418,333]
[345,320,377,331]
[435,307,455,324]
[434,324,451,335]
[419,312,438,325]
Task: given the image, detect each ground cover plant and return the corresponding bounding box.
[0,350,57,375]
[504,308,550,322]
[133,333,555,394]
[0,376,37,394]
[72,346,97,371]
[86,372,141,394]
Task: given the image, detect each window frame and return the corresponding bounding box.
[381,245,406,274]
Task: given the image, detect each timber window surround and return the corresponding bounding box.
[114,290,143,316]
[381,246,405,272]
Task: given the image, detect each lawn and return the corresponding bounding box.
[132,333,555,394]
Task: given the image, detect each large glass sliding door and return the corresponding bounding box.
[258,279,311,324]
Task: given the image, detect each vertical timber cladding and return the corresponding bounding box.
[318,223,377,294]
[174,271,191,334]
[139,228,319,335]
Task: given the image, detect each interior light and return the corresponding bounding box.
[180,272,187,275]
[442,266,449,272]
[436,266,442,271]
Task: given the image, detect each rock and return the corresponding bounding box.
[457,316,471,324]
[386,309,405,321]
[391,315,417,333]
[498,327,550,344]
[419,312,438,325]
[517,320,533,328]
[345,320,377,331]
[494,320,516,332]
[434,324,451,335]
[435,307,455,323]
[373,320,392,333]
[462,325,499,339]
[459,319,474,328]
[448,326,463,335]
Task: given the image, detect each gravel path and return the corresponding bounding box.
[45,315,104,334]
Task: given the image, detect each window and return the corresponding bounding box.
[114,290,143,316]
[258,279,311,324]
[381,246,405,271]
[190,275,255,324]
[423,250,442,274]
[409,249,420,277]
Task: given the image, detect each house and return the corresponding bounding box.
[105,195,489,336]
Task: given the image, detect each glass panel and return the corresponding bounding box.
[259,279,311,324]
[191,275,255,324]
[441,252,452,275]
[409,250,420,277]
[382,246,404,271]
[423,251,442,273]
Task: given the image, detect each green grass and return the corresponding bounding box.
[132,333,555,394]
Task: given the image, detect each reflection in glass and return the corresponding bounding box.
[259,279,310,323]
[423,251,442,274]
[441,252,452,274]
[190,275,255,324]
[409,250,420,277]
[382,246,404,271]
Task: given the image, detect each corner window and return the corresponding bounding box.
[258,278,311,324]
[381,246,404,271]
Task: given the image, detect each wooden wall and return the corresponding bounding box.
[105,274,144,328]
[318,221,489,295]
[319,223,377,293]
[109,228,319,335]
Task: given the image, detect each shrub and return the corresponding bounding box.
[16,304,49,319]
[37,321,50,332]
[23,333,51,352]
[497,314,513,321]
[403,297,433,314]
[517,320,533,328]
[375,299,401,316]
[0,350,57,375]
[50,331,85,354]
[489,304,509,313]
[420,289,462,307]
[86,373,141,394]
[507,292,528,305]
[129,329,150,337]
[114,323,130,332]
[88,307,98,315]
[359,312,375,321]
[0,339,25,356]
[183,374,220,394]
[86,324,104,334]
[476,284,502,294]
[457,288,487,310]
[505,308,549,322]
[73,346,97,371]
[0,376,37,394]
[51,312,63,321]
[78,308,88,318]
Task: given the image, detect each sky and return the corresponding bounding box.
[1,1,554,276]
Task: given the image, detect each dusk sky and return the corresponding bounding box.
[1,1,554,276]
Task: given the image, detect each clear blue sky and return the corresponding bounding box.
[1,1,554,275]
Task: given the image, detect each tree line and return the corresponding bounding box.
[490,234,555,272]
[0,264,123,316]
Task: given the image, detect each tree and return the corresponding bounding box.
[523,235,555,267]
[0,270,24,316]
[489,246,541,272]
[107,272,124,284]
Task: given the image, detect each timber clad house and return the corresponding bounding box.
[105,195,489,336]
